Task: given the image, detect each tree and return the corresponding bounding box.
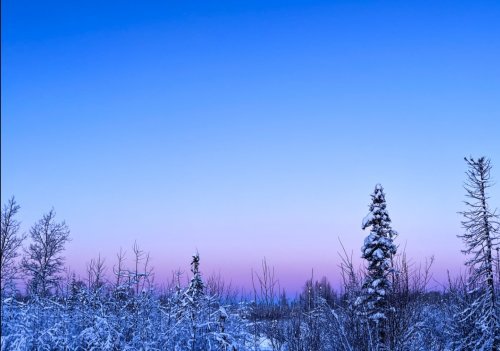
[456,156,499,350]
[358,184,397,351]
[22,209,70,297]
[1,196,26,296]
[175,252,208,350]
[186,252,204,303]
[87,253,106,293]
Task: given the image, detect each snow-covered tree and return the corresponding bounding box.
[21,209,70,297]
[1,197,26,296]
[456,157,499,350]
[358,184,397,351]
[177,252,208,350]
[185,252,205,308]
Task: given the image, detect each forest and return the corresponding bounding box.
[1,156,499,351]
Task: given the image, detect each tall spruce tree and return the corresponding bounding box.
[457,157,499,350]
[359,184,397,351]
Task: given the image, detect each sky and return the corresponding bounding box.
[2,0,500,294]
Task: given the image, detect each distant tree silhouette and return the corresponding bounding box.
[21,209,70,297]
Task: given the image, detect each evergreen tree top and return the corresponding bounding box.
[362,184,397,241]
[191,252,200,275]
[186,252,204,299]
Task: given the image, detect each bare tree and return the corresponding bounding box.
[338,239,368,351]
[206,272,239,303]
[251,258,285,351]
[132,241,153,294]
[1,197,26,295]
[87,253,106,293]
[113,247,127,289]
[252,258,279,308]
[496,247,500,288]
[456,156,499,350]
[21,209,70,297]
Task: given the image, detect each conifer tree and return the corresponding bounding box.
[178,252,207,350]
[456,157,499,350]
[359,184,397,351]
[186,252,204,303]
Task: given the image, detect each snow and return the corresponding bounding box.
[1,170,490,350]
[373,248,384,260]
[362,212,374,229]
[371,312,386,321]
[257,337,274,351]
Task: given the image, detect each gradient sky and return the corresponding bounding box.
[2,0,500,294]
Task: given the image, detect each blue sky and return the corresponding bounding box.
[2,0,500,292]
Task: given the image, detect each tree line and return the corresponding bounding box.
[1,156,499,350]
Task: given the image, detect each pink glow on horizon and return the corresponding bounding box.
[62,231,470,295]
